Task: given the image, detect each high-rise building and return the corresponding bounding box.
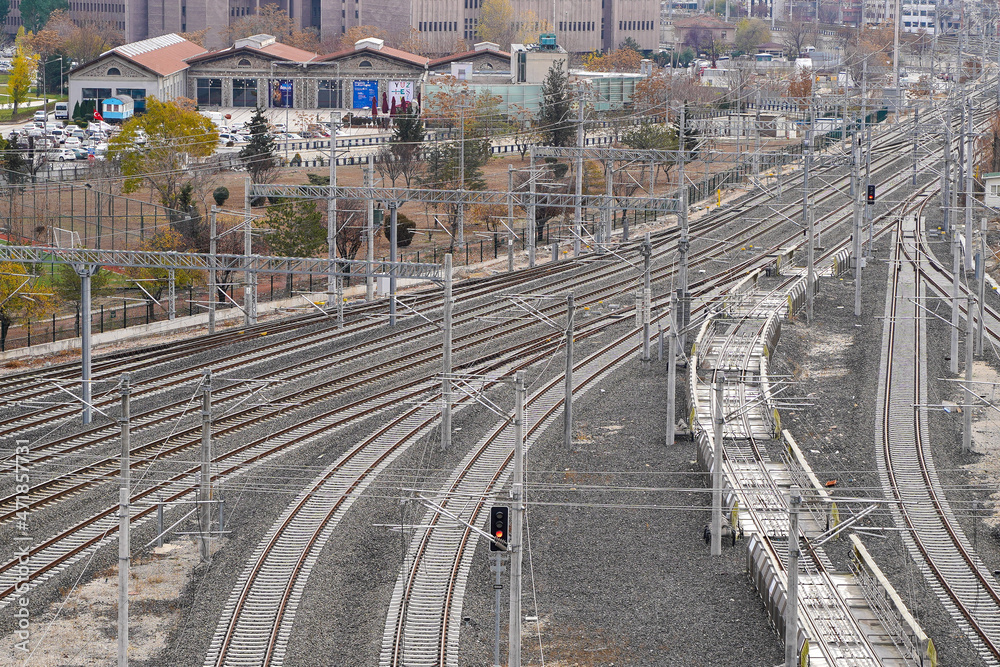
[7,0,659,53]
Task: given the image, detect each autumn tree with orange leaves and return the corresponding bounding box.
[583,47,642,72]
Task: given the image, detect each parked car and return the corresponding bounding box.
[217,132,247,145]
[63,136,82,149]
[70,147,88,160]
[47,148,76,161]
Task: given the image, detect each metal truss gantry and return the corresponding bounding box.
[0,244,442,425]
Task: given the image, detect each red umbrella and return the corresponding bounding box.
[390,97,397,115]
[371,97,378,118]
[381,91,389,115]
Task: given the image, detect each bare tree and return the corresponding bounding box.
[782,21,815,59]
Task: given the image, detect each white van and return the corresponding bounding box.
[54,102,68,120]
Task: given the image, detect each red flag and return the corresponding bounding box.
[93,109,103,121]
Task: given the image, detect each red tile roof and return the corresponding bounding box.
[127,39,207,76]
[317,45,429,67]
[67,34,207,78]
[184,42,320,65]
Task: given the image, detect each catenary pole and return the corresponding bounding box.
[853,135,863,317]
[81,266,93,425]
[965,102,974,272]
[209,207,217,334]
[642,233,652,360]
[711,370,725,556]
[389,204,398,326]
[564,293,574,448]
[366,156,375,301]
[785,486,802,667]
[328,113,342,328]
[199,370,212,562]
[508,165,515,272]
[964,292,974,453]
[804,125,815,324]
[508,371,525,667]
[667,293,678,446]
[441,254,452,451]
[574,81,584,258]
[678,104,690,351]
[952,225,961,375]
[118,373,130,667]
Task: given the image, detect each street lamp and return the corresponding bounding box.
[40,56,65,121]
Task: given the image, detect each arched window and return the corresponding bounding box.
[482,62,493,69]
[107,67,121,76]
[238,58,252,68]
[359,60,373,69]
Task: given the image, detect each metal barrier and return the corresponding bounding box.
[850,535,937,667]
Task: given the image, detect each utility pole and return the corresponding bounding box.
[209,207,217,335]
[508,371,525,667]
[711,370,725,556]
[963,292,974,453]
[574,82,585,258]
[785,486,802,667]
[441,254,452,451]
[666,293,678,446]
[199,370,212,563]
[366,156,375,301]
[389,204,398,326]
[641,234,652,361]
[507,166,515,272]
[118,373,130,667]
[564,294,574,448]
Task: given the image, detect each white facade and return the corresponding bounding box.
[984,173,1000,210]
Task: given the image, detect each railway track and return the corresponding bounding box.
[878,210,1000,665]
[195,105,959,665]
[0,88,969,665]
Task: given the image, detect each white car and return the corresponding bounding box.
[217,132,247,145]
[63,136,82,149]
[34,110,47,122]
[47,148,76,162]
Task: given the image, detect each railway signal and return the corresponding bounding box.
[489,506,509,551]
[866,185,875,204]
